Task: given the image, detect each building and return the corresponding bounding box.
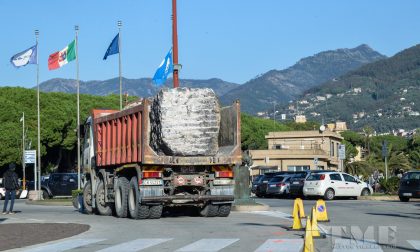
[326,121,348,133]
[249,130,343,176]
[294,115,307,123]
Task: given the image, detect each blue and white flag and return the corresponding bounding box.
[103,33,119,60]
[10,45,37,68]
[153,48,173,85]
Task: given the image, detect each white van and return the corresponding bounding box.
[0,178,5,200]
[303,172,373,200]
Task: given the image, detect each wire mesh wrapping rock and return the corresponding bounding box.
[150,88,220,156]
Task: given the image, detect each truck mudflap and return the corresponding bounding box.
[141,195,234,203]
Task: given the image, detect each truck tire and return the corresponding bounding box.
[200,203,219,217]
[149,205,163,219]
[83,181,94,214]
[115,177,129,218]
[128,177,141,219]
[96,179,112,216]
[218,204,232,217]
[138,205,150,219]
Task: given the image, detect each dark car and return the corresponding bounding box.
[289,170,334,197]
[398,171,420,202]
[266,175,294,197]
[28,173,78,199]
[251,175,264,194]
[255,171,305,197]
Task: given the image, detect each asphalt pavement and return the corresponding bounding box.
[0,198,419,251]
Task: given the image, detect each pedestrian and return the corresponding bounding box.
[2,163,19,214]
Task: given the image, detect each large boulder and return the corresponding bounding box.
[150,88,220,156]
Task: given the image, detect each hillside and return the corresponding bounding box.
[38,77,239,98]
[220,44,385,114]
[287,44,420,132]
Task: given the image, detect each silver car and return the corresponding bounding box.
[266,175,293,197]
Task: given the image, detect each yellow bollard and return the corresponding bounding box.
[290,208,304,230]
[292,198,299,218]
[315,199,329,222]
[311,206,325,239]
[302,216,314,252]
[297,198,306,218]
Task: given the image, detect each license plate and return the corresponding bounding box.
[269,185,276,188]
[142,179,162,186]
[403,193,412,197]
[293,181,300,185]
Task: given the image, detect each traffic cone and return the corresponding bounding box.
[311,206,325,239]
[297,198,306,218]
[315,199,329,222]
[292,198,299,217]
[290,208,304,230]
[302,216,314,252]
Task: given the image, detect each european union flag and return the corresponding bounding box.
[153,48,173,85]
[103,33,119,60]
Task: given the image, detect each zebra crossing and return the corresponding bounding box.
[11,236,420,252]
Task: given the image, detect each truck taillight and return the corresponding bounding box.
[215,171,233,178]
[142,171,162,178]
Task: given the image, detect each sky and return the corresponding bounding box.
[1,0,420,88]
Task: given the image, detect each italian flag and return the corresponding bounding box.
[48,40,76,70]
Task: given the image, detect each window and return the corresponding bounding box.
[287,165,310,172]
[269,176,284,183]
[330,141,335,156]
[329,174,342,181]
[402,172,420,180]
[342,174,357,183]
[307,174,324,181]
[336,143,340,157]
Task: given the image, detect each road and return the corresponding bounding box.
[0,198,419,251]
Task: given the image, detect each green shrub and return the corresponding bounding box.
[378,177,400,194]
[72,189,83,198]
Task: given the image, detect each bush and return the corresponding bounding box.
[378,177,400,194]
[71,189,83,198]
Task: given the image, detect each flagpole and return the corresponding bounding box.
[75,25,81,190]
[172,0,180,88]
[118,20,122,110]
[22,112,26,190]
[35,29,41,199]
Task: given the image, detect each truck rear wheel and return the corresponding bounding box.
[115,177,129,218]
[83,181,93,214]
[138,205,150,219]
[218,204,232,217]
[128,177,141,219]
[149,205,163,219]
[200,203,219,217]
[96,179,112,216]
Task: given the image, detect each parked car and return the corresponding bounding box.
[289,170,334,197]
[266,175,294,197]
[27,173,78,199]
[255,171,305,198]
[303,172,373,200]
[398,171,420,202]
[251,175,264,195]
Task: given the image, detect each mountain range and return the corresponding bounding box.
[37,44,385,114]
[287,44,420,132]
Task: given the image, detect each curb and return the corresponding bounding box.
[232,203,270,212]
[358,195,399,201]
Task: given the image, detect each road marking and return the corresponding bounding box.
[96,238,172,252]
[22,238,105,252]
[175,239,239,252]
[254,239,303,252]
[408,240,420,251]
[250,210,292,219]
[333,239,383,252]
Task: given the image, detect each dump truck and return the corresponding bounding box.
[80,88,241,219]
